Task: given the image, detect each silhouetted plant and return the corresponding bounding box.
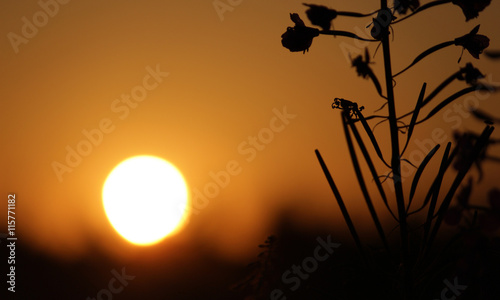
[244,1,500,299]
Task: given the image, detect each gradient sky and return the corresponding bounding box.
[1,0,500,298]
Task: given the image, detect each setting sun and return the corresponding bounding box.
[102,155,189,246]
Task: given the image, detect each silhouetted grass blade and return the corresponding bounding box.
[416,85,496,126]
[407,144,440,209]
[348,110,398,221]
[408,144,458,217]
[356,110,390,168]
[397,72,459,122]
[314,149,367,263]
[342,111,391,254]
[422,142,452,248]
[426,126,494,254]
[402,82,426,155]
[368,70,384,98]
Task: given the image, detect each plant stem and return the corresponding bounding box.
[337,10,378,18]
[393,0,452,24]
[319,30,378,42]
[380,0,410,298]
[393,41,455,77]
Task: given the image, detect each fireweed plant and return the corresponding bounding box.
[241,1,500,299]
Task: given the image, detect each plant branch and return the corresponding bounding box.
[393,41,455,77]
[320,30,378,42]
[380,1,410,298]
[337,10,379,18]
[393,0,452,24]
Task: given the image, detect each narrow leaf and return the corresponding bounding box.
[356,110,390,168]
[397,72,459,121]
[422,142,452,247]
[348,110,398,221]
[412,85,496,127]
[402,82,427,155]
[315,149,367,262]
[368,70,385,98]
[426,126,494,255]
[393,0,451,24]
[408,143,458,216]
[394,40,455,77]
[408,144,440,205]
[342,111,391,254]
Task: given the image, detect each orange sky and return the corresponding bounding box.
[1,0,500,269]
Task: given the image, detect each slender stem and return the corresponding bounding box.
[320,30,378,42]
[393,0,452,24]
[393,41,455,77]
[380,0,410,298]
[337,10,378,18]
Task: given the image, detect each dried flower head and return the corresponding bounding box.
[281,13,320,53]
[332,98,364,114]
[351,48,372,78]
[350,49,384,97]
[454,25,490,61]
[453,131,488,180]
[452,0,491,21]
[303,3,338,31]
[370,8,394,40]
[457,62,485,84]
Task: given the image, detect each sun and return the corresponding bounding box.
[102,155,190,246]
